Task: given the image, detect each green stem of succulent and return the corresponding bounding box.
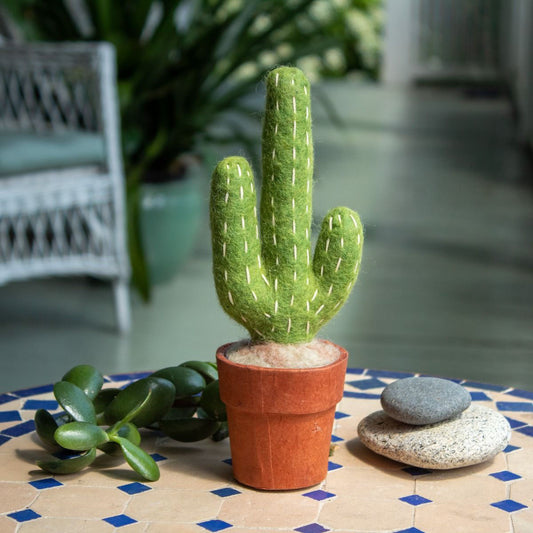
[210,66,363,344]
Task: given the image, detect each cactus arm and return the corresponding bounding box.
[312,207,364,326]
[210,156,270,338]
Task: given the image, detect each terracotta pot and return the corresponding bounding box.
[216,341,348,490]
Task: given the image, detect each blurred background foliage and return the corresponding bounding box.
[1,0,383,299]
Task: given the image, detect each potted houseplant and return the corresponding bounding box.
[209,66,364,490]
[3,0,357,300]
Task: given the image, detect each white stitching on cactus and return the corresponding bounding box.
[224,192,229,204]
[329,216,333,231]
[274,299,279,314]
[251,290,258,301]
[292,220,296,234]
[244,240,248,253]
[325,238,330,253]
[237,164,242,177]
[224,270,228,281]
[258,255,262,268]
[290,294,295,306]
[287,317,292,333]
[293,120,297,139]
[350,214,358,228]
[311,288,318,301]
[275,72,280,86]
[264,312,271,318]
[228,291,234,305]
[261,273,270,286]
[222,242,226,257]
[239,185,244,200]
[328,284,333,296]
[320,265,324,277]
[293,245,297,260]
[223,221,227,234]
[315,304,324,315]
[306,300,310,312]
[292,167,296,185]
[335,257,342,272]
[246,266,251,284]
[306,248,310,266]
[241,216,245,229]
[341,237,344,248]
[274,278,278,291]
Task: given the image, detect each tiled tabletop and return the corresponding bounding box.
[1,369,532,533]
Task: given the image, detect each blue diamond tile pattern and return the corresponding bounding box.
[295,524,330,533]
[303,490,336,501]
[0,435,10,446]
[7,509,41,522]
[395,528,426,533]
[12,384,54,397]
[327,461,342,471]
[506,389,533,401]
[211,487,241,497]
[22,399,59,411]
[334,411,350,420]
[118,482,152,495]
[222,458,233,465]
[346,368,365,375]
[470,391,491,401]
[150,453,167,462]
[347,377,387,390]
[506,417,527,429]
[0,393,17,405]
[402,466,432,476]
[343,391,381,399]
[2,420,35,437]
[331,434,343,442]
[0,410,22,423]
[103,514,137,527]
[496,402,533,412]
[490,499,528,513]
[516,426,533,437]
[400,495,432,506]
[366,369,415,379]
[462,381,506,392]
[503,444,521,453]
[490,471,522,482]
[29,478,63,490]
[198,519,233,532]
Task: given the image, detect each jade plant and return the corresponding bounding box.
[33,362,227,481]
[210,66,363,344]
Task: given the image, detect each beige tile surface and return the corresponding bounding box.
[1,375,532,533]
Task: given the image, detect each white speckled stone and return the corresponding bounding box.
[380,377,471,425]
[357,404,511,469]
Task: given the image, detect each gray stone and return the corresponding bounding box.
[357,404,511,469]
[380,377,471,425]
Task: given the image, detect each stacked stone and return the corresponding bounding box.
[357,377,511,469]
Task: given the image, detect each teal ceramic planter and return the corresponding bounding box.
[140,177,203,285]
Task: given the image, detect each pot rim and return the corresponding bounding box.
[216,338,348,373]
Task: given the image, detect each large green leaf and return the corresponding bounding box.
[113,436,160,481]
[55,422,109,451]
[53,381,97,424]
[104,377,175,427]
[151,366,206,398]
[34,409,60,450]
[62,365,104,400]
[37,448,97,475]
[160,417,219,443]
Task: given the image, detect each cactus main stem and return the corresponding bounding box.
[210,67,363,344]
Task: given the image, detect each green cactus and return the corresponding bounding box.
[210,66,363,344]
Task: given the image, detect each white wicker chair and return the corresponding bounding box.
[0,42,131,332]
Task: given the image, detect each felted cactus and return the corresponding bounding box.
[210,66,363,344]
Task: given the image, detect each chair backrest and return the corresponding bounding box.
[0,42,106,134]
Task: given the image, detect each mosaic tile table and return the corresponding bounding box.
[1,369,532,533]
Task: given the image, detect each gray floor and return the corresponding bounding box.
[1,79,532,393]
